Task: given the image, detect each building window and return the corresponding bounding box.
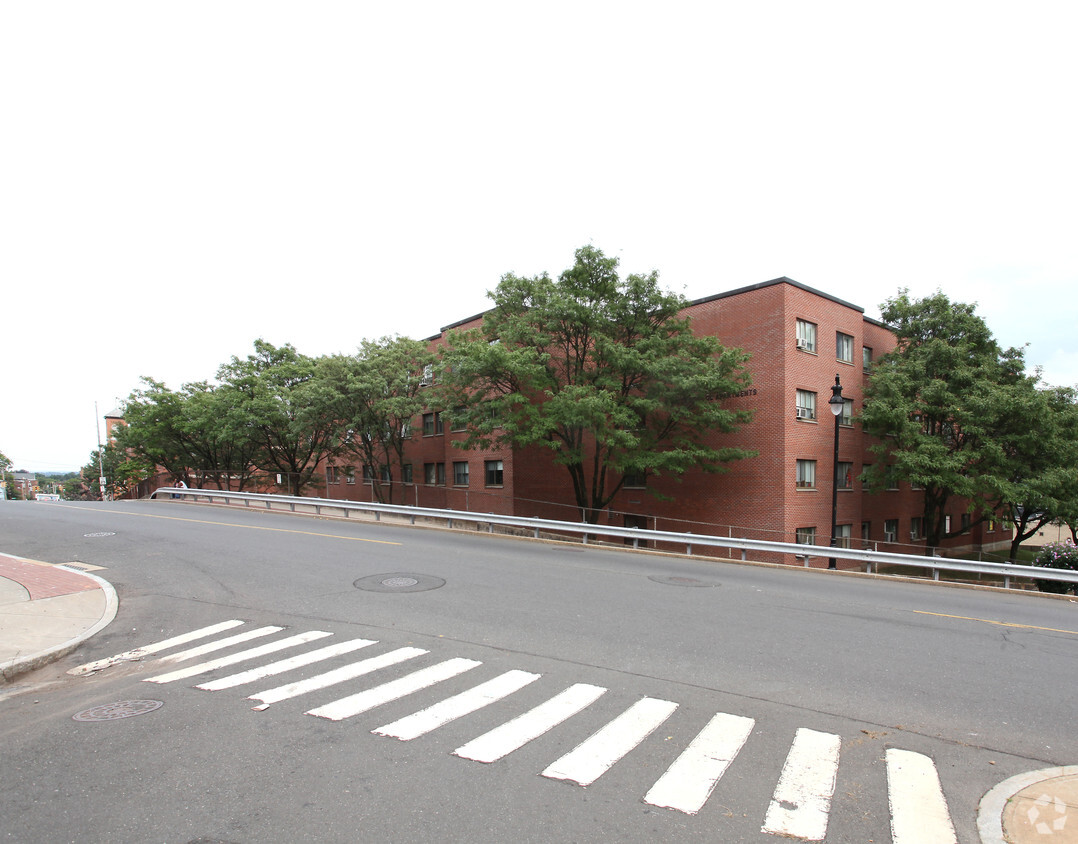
[424,463,445,486]
[401,464,413,484]
[884,519,898,543]
[863,346,873,371]
[485,460,503,487]
[422,412,443,436]
[945,514,952,534]
[796,459,816,489]
[795,390,817,421]
[840,398,853,426]
[451,406,468,432]
[362,465,374,483]
[836,332,854,363]
[861,521,871,543]
[419,364,434,386]
[835,524,852,548]
[623,470,646,489]
[960,513,970,534]
[453,461,469,486]
[345,466,356,485]
[327,466,340,485]
[910,517,924,540]
[861,465,873,490]
[837,462,853,490]
[796,320,817,353]
[885,466,900,490]
[796,527,817,545]
[380,465,392,483]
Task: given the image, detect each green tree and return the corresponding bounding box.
[118,379,261,490]
[438,245,756,523]
[217,339,340,495]
[317,337,435,504]
[860,290,1029,549]
[75,443,154,500]
[999,384,1078,559]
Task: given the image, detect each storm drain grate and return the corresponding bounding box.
[72,700,164,721]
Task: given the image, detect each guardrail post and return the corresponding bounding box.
[375,511,380,522]
[740,549,746,561]
[932,568,939,581]
[1004,574,1011,589]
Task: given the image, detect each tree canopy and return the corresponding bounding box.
[860,290,1034,548]
[216,339,341,494]
[437,245,756,523]
[316,336,436,503]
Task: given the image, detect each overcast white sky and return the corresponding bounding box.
[3,2,1076,473]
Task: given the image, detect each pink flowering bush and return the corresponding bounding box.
[1032,540,1078,594]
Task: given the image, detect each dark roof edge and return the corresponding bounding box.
[434,309,493,338]
[689,277,865,315]
[863,314,888,328]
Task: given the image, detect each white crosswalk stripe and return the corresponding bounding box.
[307,658,482,721]
[542,696,678,786]
[454,683,607,764]
[643,711,756,814]
[77,620,962,838]
[144,630,333,684]
[155,626,284,664]
[69,619,246,675]
[761,727,841,841]
[374,669,541,741]
[248,646,427,708]
[886,748,958,844]
[195,638,379,691]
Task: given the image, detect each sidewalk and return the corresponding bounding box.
[0,552,118,682]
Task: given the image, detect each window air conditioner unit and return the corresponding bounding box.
[795,339,806,350]
[796,408,811,419]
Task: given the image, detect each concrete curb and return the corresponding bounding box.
[0,567,119,682]
[978,765,1078,844]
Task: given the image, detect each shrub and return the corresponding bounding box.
[1031,540,1078,594]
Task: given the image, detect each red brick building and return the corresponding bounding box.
[323,277,1011,561]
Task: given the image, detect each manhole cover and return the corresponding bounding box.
[354,573,445,593]
[381,576,419,587]
[648,575,719,588]
[83,532,115,538]
[73,700,164,721]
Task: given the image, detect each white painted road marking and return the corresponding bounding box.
[72,618,963,837]
[455,683,607,764]
[374,669,542,741]
[307,658,482,721]
[643,711,756,814]
[761,727,841,840]
[541,696,678,786]
[887,748,957,844]
[68,619,246,675]
[144,630,333,683]
[248,646,427,706]
[155,626,284,664]
[196,638,378,691]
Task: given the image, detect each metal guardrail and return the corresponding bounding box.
[151,488,1078,591]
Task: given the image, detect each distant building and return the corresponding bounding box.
[12,471,39,500]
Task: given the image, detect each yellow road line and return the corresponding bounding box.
[914,610,1078,637]
[54,504,402,546]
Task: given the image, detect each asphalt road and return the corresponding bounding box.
[1,499,1075,843]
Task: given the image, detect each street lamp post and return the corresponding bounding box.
[828,374,844,569]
